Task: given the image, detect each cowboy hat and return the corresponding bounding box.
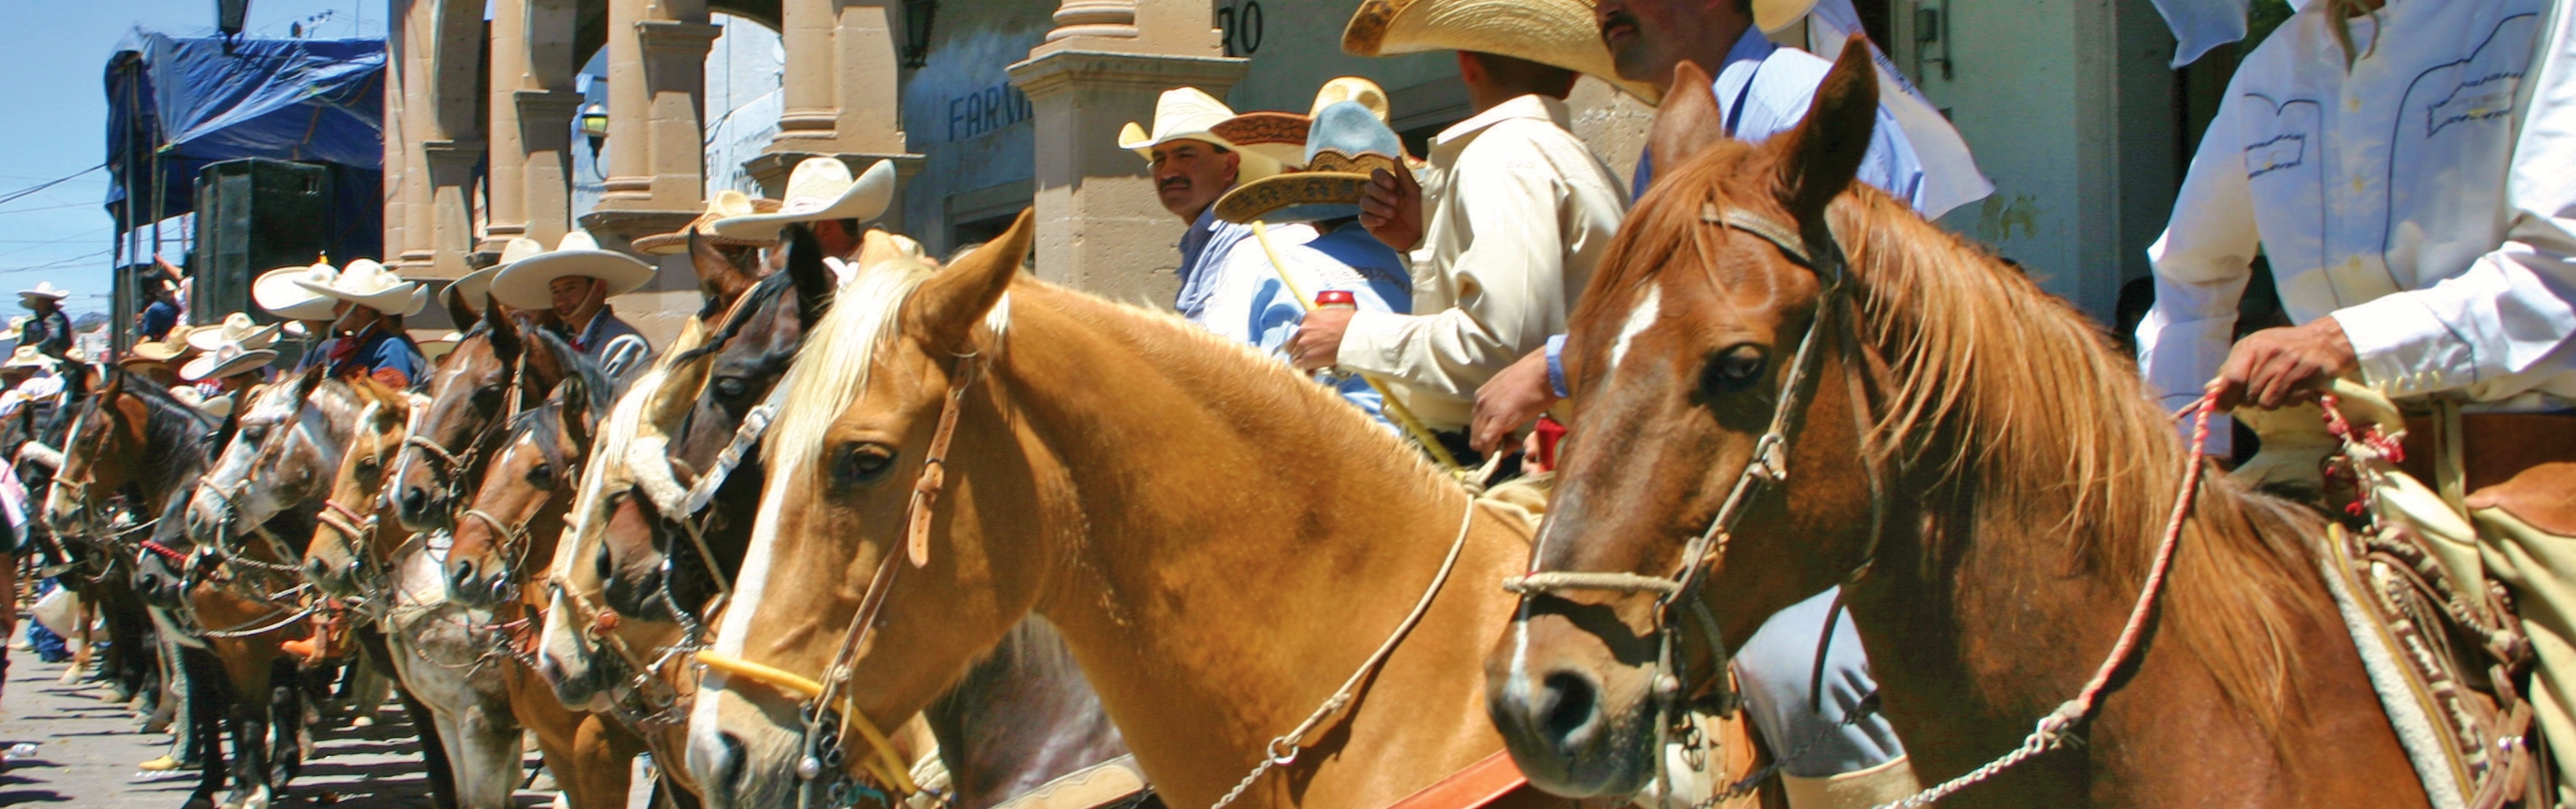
[420,331,463,362]
[1214,101,1410,226]
[256,260,342,321]
[489,231,656,311]
[445,264,502,313]
[1341,0,1671,102]
[1,345,56,372]
[292,258,428,318]
[17,282,69,303]
[169,386,233,420]
[123,332,192,364]
[0,315,30,344]
[179,341,276,383]
[707,159,898,242]
[1116,88,1285,182]
[186,313,282,353]
[633,190,786,255]
[1210,77,1395,172]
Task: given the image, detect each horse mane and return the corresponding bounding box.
[526,327,618,407]
[763,253,967,474]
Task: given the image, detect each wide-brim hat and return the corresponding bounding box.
[256,260,342,321]
[1214,101,1409,225]
[179,342,276,383]
[634,191,786,255]
[169,386,233,420]
[1210,77,1395,172]
[125,329,198,363]
[489,231,657,311]
[186,312,281,353]
[2,345,56,371]
[421,331,463,362]
[707,159,898,242]
[1342,0,1671,103]
[292,258,427,318]
[444,265,501,313]
[1116,87,1285,182]
[17,282,68,303]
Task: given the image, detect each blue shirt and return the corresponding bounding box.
[1631,27,1926,207]
[310,325,425,387]
[1196,221,1412,430]
[1172,200,1264,323]
[139,301,179,341]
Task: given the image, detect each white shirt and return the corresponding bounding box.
[2139,0,2576,429]
[1335,94,1630,432]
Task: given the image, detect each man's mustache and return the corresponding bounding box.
[1159,177,1190,191]
[1599,10,1638,44]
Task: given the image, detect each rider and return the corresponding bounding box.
[489,231,658,378]
[1114,87,1295,328]
[17,282,74,361]
[2136,0,2576,797]
[283,259,430,390]
[1197,82,1415,428]
[708,156,900,266]
[1307,3,1628,466]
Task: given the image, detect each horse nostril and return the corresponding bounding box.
[307,559,330,579]
[400,488,431,518]
[716,731,751,799]
[1537,670,1601,745]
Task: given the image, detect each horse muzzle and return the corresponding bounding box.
[1485,614,1666,798]
[688,686,809,809]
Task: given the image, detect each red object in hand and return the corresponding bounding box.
[1533,416,1567,470]
[1314,289,1357,309]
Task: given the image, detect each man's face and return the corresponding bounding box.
[1150,139,1241,221]
[549,276,601,320]
[1597,0,1711,85]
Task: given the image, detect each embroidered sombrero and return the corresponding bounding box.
[632,190,786,256]
[1115,87,1284,182]
[1209,76,1395,173]
[186,313,282,353]
[1213,100,1409,225]
[1341,0,1671,102]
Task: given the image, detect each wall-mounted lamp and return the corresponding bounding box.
[579,103,610,158]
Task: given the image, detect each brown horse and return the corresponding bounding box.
[1485,44,2427,808]
[386,292,565,533]
[683,210,1573,809]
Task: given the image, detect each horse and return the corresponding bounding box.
[386,292,567,533]
[1483,44,2428,808]
[680,210,1577,809]
[8,367,157,702]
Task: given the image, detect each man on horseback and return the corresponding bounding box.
[2138,0,2576,799]
[17,282,74,361]
[280,259,429,389]
[491,230,658,378]
[708,155,899,269]
[1116,87,1297,327]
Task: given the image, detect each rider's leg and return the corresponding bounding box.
[1730,589,1906,782]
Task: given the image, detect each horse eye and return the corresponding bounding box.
[355,458,381,479]
[529,463,557,489]
[1700,345,1770,394]
[831,443,897,488]
[243,425,268,443]
[713,377,748,401]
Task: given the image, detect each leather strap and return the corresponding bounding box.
[904,354,978,568]
[1381,750,1528,809]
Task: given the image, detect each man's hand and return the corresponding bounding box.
[1290,308,1355,371]
[1471,347,1561,453]
[1359,167,1426,253]
[2213,318,2359,410]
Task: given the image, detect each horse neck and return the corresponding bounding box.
[994,287,1520,801]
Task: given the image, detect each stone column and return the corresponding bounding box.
[1007,0,1244,309]
[587,0,719,242]
[750,0,924,232]
[481,0,533,254]
[381,0,413,266]
[480,0,581,259]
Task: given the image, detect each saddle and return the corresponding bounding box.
[2238,384,2558,809]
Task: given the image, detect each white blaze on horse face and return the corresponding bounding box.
[1608,286,1663,372]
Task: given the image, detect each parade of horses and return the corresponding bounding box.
[0,0,2568,806]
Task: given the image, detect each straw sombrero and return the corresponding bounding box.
[1115,88,1285,182]
[170,386,233,420]
[1341,0,1675,102]
[1209,77,1394,173]
[291,259,427,318]
[1214,101,1409,226]
[123,331,194,364]
[179,341,276,383]
[256,260,342,321]
[487,231,656,311]
[186,313,281,353]
[633,191,786,256]
[707,159,898,242]
[420,331,463,362]
[2,345,56,372]
[16,282,69,304]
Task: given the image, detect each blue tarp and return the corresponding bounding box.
[104,28,384,256]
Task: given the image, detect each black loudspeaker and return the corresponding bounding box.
[193,159,333,327]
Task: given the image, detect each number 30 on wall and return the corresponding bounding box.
[1216,1,1263,56]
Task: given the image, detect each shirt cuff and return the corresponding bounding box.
[1336,309,1417,379]
[2331,297,2475,399]
[1545,334,1569,399]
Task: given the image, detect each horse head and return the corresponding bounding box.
[391,291,547,532]
[305,377,415,599]
[187,366,343,546]
[1484,40,1888,798]
[686,210,1033,809]
[446,338,606,608]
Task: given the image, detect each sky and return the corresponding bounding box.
[0,1,384,317]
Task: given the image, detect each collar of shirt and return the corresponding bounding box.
[1431,95,1573,161]
[574,304,620,352]
[1173,195,1257,321]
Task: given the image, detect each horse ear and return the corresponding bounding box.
[1774,36,1880,223]
[483,294,523,366]
[784,224,837,326]
[289,363,327,405]
[1647,60,1727,182]
[444,283,476,332]
[99,363,125,396]
[689,230,758,306]
[559,378,597,461]
[910,208,1033,353]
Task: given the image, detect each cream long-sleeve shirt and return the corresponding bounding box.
[1332,94,1629,432]
[2138,0,2576,442]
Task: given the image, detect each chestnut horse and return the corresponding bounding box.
[1486,44,2425,808]
[385,292,567,533]
[683,210,1571,809]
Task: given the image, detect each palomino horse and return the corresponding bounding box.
[550,226,1151,809]
[387,293,567,533]
[684,211,1565,809]
[1486,44,2427,807]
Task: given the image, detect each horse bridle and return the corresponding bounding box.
[403,357,528,516]
[1502,200,1858,785]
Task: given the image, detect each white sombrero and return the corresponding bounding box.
[487,231,656,311]
[1,345,56,372]
[292,258,428,318]
[186,313,282,353]
[1342,0,1673,102]
[169,386,233,420]
[17,282,68,304]
[446,265,501,313]
[634,191,786,255]
[179,341,277,383]
[256,260,342,321]
[1116,88,1285,182]
[707,159,898,242]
